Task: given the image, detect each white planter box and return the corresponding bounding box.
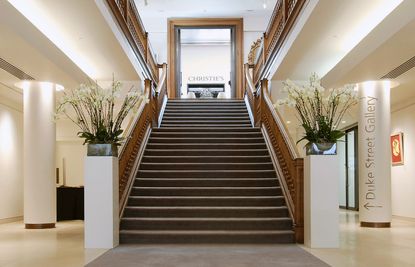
[304,155,339,248]
[84,156,119,248]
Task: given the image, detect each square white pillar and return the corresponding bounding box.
[84,156,119,248]
[304,155,339,248]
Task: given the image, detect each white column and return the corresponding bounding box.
[16,81,60,229]
[84,156,119,248]
[304,155,340,248]
[357,81,393,228]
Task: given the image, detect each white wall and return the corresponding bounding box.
[0,102,23,220]
[181,44,231,98]
[56,117,86,187]
[391,103,415,219]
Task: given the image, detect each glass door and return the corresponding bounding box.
[345,127,358,210]
[339,127,359,210]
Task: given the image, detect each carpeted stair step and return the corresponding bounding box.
[122,206,289,218]
[144,149,269,156]
[119,230,295,244]
[136,170,276,178]
[129,186,282,196]
[148,137,264,144]
[127,196,286,207]
[152,127,261,132]
[134,178,279,187]
[120,217,293,231]
[141,155,271,163]
[145,143,267,149]
[120,99,294,244]
[150,132,262,138]
[139,162,274,170]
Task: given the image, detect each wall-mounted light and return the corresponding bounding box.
[263,0,267,9]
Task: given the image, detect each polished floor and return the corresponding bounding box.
[0,210,414,267]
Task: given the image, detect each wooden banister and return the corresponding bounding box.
[245,60,304,242]
[118,79,152,215]
[106,0,169,215]
[245,0,306,241]
[118,62,167,216]
[106,0,158,81]
[261,86,304,243]
[151,63,168,127]
[245,0,305,243]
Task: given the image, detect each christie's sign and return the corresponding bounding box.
[188,76,224,82]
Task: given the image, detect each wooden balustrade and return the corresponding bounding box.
[118,80,152,215]
[106,0,169,214]
[252,0,305,83]
[150,63,168,127]
[244,0,307,242]
[261,85,304,243]
[118,62,167,215]
[107,0,158,80]
[245,61,304,242]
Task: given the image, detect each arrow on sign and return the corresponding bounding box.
[364,202,382,210]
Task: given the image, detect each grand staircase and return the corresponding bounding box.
[120,99,295,243]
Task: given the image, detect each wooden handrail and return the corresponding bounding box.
[253,0,306,83]
[155,63,167,94]
[118,62,168,215]
[261,85,304,243]
[151,63,168,127]
[244,63,257,96]
[106,0,170,214]
[118,80,152,215]
[244,0,306,243]
[106,0,159,81]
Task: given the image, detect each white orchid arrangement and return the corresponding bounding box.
[56,79,148,146]
[275,73,358,144]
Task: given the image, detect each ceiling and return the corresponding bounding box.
[0,0,143,108]
[135,0,277,31]
[180,29,231,44]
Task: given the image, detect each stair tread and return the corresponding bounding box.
[121,217,291,221]
[140,162,272,165]
[120,230,294,234]
[121,99,293,244]
[125,206,287,209]
[129,196,284,199]
[143,156,270,158]
[132,186,280,189]
[138,170,275,172]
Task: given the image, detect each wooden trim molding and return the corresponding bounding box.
[167,18,244,99]
[360,222,391,228]
[25,223,55,229]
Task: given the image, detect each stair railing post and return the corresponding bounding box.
[145,79,157,128]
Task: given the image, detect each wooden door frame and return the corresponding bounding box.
[167,18,244,99]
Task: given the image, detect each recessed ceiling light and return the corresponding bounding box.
[287,121,291,124]
[341,120,346,124]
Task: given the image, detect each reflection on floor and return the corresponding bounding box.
[302,210,415,267]
[0,220,106,267]
[0,210,414,266]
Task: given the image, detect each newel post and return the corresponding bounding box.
[146,79,158,128]
[294,158,304,243]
